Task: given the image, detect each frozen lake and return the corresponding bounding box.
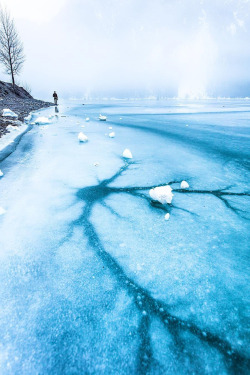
[0,99,249,374]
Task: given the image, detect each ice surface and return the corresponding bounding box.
[2,108,18,118]
[78,132,88,142]
[149,185,173,204]
[180,180,189,189]
[34,117,51,125]
[122,148,133,158]
[0,99,249,374]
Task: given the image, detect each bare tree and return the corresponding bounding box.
[0,7,25,92]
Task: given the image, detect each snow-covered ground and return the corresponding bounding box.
[0,100,249,374]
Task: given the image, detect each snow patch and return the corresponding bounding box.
[149,185,173,204]
[2,109,18,118]
[180,180,189,189]
[123,149,133,159]
[109,132,115,138]
[0,169,3,177]
[6,125,20,132]
[34,117,51,125]
[78,132,88,142]
[24,114,32,122]
[85,117,90,122]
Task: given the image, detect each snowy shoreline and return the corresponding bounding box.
[0,107,50,162]
[0,121,31,162]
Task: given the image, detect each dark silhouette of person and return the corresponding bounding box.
[53,91,58,105]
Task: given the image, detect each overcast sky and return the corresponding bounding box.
[0,0,249,100]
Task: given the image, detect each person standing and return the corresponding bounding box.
[53,91,58,105]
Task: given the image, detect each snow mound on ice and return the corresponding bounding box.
[0,169,3,177]
[99,115,107,121]
[165,213,170,221]
[109,132,115,138]
[0,207,6,215]
[78,132,88,142]
[123,149,133,159]
[34,117,51,125]
[149,185,173,204]
[2,109,18,118]
[180,180,189,189]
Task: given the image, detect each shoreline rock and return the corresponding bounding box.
[0,80,53,138]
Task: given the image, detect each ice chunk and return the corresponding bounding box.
[94,162,99,167]
[123,149,133,159]
[0,169,3,177]
[0,207,6,215]
[78,132,88,142]
[34,117,51,125]
[85,117,90,122]
[180,180,189,189]
[109,127,112,130]
[165,213,170,221]
[2,108,18,118]
[149,185,173,204]
[109,132,115,138]
[99,115,107,121]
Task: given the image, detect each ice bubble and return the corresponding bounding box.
[0,169,3,177]
[122,148,133,159]
[0,207,6,215]
[149,185,173,204]
[109,132,115,138]
[2,108,18,118]
[165,213,170,221]
[78,132,88,142]
[34,117,51,125]
[180,180,189,189]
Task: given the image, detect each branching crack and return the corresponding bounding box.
[71,161,250,372]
